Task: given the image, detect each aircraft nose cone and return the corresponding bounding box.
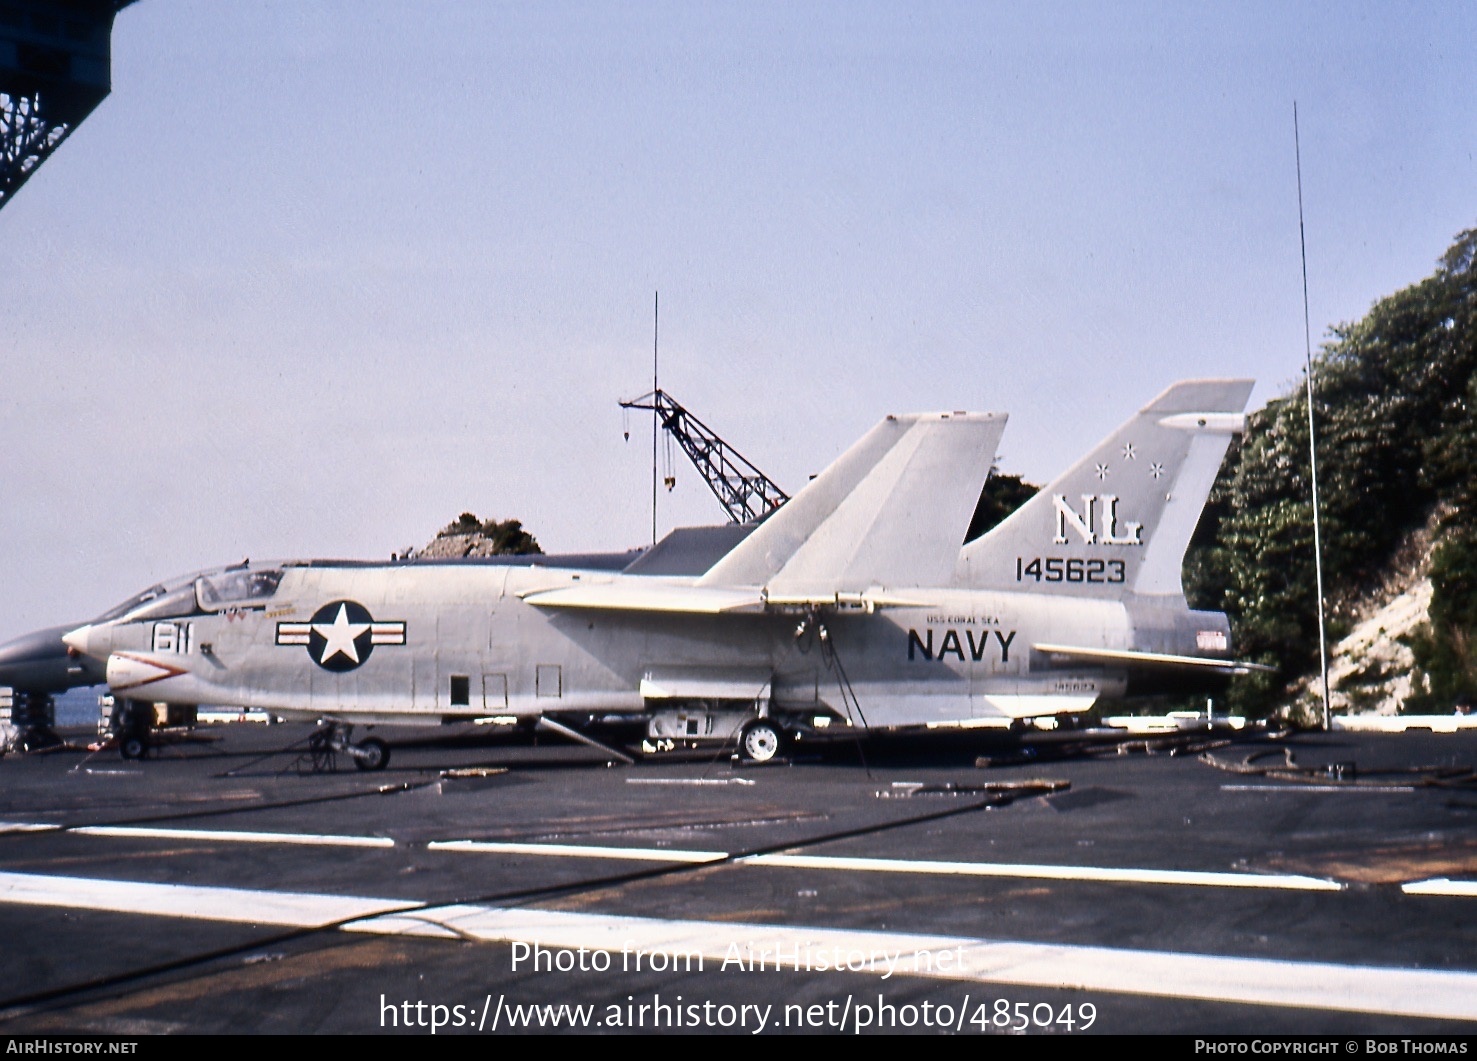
[0,623,104,692]
[61,625,92,656]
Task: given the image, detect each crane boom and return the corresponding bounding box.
[619,389,789,524]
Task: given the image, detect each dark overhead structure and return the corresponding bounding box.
[0,0,135,213]
[0,1,137,746]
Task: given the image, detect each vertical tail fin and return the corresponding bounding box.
[699,411,1007,594]
[955,379,1253,599]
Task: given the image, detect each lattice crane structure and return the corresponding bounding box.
[0,0,135,214]
[620,389,790,525]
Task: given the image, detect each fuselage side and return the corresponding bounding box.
[69,558,1229,729]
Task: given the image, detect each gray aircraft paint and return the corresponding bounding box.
[61,384,1259,751]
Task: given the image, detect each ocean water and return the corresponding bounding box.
[53,687,108,729]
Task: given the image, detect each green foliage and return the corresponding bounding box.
[1430,530,1477,632]
[445,512,482,536]
[436,513,543,555]
[1186,224,1477,716]
[964,473,1040,542]
[1403,622,1471,712]
[1403,529,1477,709]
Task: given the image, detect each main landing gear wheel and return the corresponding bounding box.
[112,699,153,761]
[740,720,783,764]
[353,737,390,772]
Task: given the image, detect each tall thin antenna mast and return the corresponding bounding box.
[651,291,659,547]
[1295,102,1332,731]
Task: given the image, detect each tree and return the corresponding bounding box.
[1183,222,1477,716]
[964,473,1040,542]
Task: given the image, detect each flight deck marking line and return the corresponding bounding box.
[625,778,756,787]
[1403,878,1477,897]
[0,870,1473,1020]
[741,854,1344,892]
[1220,784,1417,794]
[0,871,422,927]
[429,840,726,863]
[73,825,395,848]
[351,905,1477,1022]
[0,822,60,834]
[429,841,1340,891]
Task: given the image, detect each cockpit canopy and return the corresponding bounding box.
[96,564,285,624]
[196,568,284,608]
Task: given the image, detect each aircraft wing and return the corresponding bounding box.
[520,582,764,614]
[520,582,930,614]
[1032,643,1277,675]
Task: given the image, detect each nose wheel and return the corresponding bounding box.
[352,736,390,772]
[305,723,391,772]
[739,719,783,764]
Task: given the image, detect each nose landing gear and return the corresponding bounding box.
[305,722,391,772]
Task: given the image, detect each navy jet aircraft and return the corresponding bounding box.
[0,622,106,750]
[59,380,1262,768]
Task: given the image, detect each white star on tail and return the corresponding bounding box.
[314,603,370,665]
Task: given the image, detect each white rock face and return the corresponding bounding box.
[413,531,545,560]
[416,533,488,559]
[1289,513,1444,722]
[1327,579,1433,715]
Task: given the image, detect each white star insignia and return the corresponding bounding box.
[1150,462,1165,479]
[1123,442,1136,460]
[314,603,370,665]
[1094,462,1110,480]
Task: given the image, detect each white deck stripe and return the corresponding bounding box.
[1220,784,1417,794]
[22,830,1456,896]
[352,904,1477,1022]
[0,871,421,926]
[624,778,756,787]
[429,840,726,863]
[741,853,1343,891]
[1403,878,1477,896]
[74,825,395,848]
[1,870,1472,1020]
[431,841,1341,892]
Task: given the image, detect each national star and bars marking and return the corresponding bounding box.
[315,602,369,664]
[276,599,405,671]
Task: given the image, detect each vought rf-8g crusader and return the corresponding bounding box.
[51,380,1264,768]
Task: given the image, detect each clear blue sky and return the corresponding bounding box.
[1,0,1473,638]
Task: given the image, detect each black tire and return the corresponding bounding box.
[740,720,783,764]
[354,737,390,772]
[110,699,136,735]
[112,699,154,737]
[119,735,147,761]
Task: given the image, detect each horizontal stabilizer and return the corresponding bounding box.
[1032,642,1276,675]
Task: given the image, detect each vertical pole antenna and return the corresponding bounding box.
[651,291,659,546]
[1295,103,1332,731]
